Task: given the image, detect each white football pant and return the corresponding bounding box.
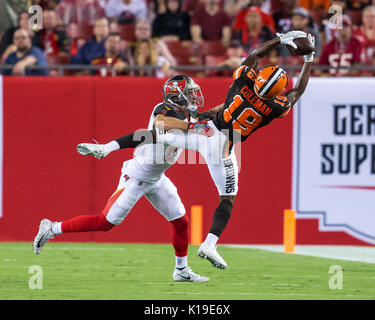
[156,120,239,196]
[104,160,186,225]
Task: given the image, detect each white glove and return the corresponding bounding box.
[277,31,307,49]
[186,104,199,122]
[187,120,214,137]
[303,34,315,62]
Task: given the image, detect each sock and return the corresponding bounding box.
[175,256,188,269]
[208,199,233,238]
[51,222,62,235]
[169,215,189,257]
[61,213,114,233]
[204,233,219,248]
[115,130,156,149]
[103,140,120,153]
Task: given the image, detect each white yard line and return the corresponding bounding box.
[224,245,375,264]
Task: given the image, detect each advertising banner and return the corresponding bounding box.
[293,78,375,244]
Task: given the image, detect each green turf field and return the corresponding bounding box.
[1,242,374,300]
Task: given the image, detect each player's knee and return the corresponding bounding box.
[220,195,236,206]
[97,213,115,232]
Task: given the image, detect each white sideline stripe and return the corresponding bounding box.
[168,291,372,298]
[224,244,375,264]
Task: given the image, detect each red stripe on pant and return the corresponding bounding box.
[170,215,189,257]
[61,188,125,233]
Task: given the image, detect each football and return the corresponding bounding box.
[286,35,314,56]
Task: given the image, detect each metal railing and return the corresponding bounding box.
[1,64,375,77]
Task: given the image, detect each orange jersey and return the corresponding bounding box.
[213,65,292,143]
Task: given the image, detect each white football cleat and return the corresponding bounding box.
[197,243,227,269]
[173,266,209,282]
[33,219,56,255]
[77,143,109,159]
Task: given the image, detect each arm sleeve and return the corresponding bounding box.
[153,104,169,117]
[115,130,156,149]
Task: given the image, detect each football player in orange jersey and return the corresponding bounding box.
[75,31,315,270]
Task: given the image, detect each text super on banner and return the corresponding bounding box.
[292,78,375,245]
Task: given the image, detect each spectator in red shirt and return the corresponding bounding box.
[90,32,129,76]
[182,0,224,15]
[236,7,275,52]
[38,9,71,57]
[233,0,276,34]
[319,15,366,75]
[190,0,232,46]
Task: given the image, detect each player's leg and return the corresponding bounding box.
[145,176,209,282]
[156,127,211,159]
[33,170,147,254]
[198,147,239,269]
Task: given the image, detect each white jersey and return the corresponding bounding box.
[120,104,184,183]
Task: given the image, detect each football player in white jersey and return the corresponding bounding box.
[33,76,210,283]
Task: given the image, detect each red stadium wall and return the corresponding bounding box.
[0,77,368,245]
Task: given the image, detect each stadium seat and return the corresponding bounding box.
[204,55,232,77]
[46,55,70,65]
[283,56,304,66]
[164,41,198,57]
[173,55,204,77]
[118,24,136,42]
[46,55,71,75]
[257,56,283,68]
[204,55,220,77]
[282,56,304,76]
[68,24,93,40]
[164,41,203,76]
[199,41,227,58]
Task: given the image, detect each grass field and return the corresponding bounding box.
[1,242,375,300]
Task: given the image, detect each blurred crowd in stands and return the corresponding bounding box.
[0,0,375,77]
